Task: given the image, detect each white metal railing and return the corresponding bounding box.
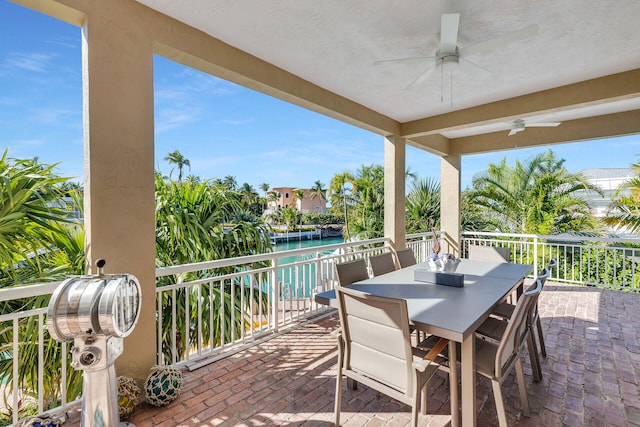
[0,281,81,426]
[154,237,392,369]
[2,231,640,425]
[462,231,640,290]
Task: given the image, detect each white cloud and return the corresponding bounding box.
[4,52,55,73]
[12,138,47,147]
[29,107,78,124]
[155,108,199,133]
[219,118,253,126]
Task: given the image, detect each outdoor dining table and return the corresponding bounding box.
[314,258,532,427]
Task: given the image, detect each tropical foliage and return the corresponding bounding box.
[1,152,275,418]
[328,165,386,240]
[605,160,640,233]
[0,152,85,419]
[468,150,604,235]
[405,177,440,234]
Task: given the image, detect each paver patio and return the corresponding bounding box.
[66,283,640,426]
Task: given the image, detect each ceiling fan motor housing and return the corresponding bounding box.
[436,48,460,71]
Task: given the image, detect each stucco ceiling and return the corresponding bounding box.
[135,0,640,139]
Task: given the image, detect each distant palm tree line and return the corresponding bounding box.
[2,148,637,288]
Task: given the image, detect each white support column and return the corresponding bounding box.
[82,6,156,383]
[440,155,461,256]
[384,136,406,249]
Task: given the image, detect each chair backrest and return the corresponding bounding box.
[468,245,511,263]
[335,258,369,286]
[369,252,396,276]
[395,248,417,268]
[526,265,551,326]
[494,277,542,376]
[335,285,415,395]
[524,266,550,292]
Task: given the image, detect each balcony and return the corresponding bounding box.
[2,233,640,426]
[41,281,637,426]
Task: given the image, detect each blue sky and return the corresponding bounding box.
[2,0,640,193]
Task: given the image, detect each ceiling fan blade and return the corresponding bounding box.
[405,63,437,90]
[508,128,524,136]
[374,56,436,65]
[440,13,460,52]
[459,24,539,57]
[526,122,561,127]
[459,57,491,78]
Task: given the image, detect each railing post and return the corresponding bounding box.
[271,258,279,333]
[422,234,427,262]
[315,251,322,294]
[533,235,539,276]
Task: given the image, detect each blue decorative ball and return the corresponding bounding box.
[144,365,183,407]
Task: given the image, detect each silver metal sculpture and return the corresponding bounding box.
[47,259,141,427]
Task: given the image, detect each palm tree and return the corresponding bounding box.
[0,151,68,281]
[260,182,270,212]
[281,205,300,233]
[292,189,306,235]
[0,154,84,413]
[292,189,306,211]
[605,160,640,233]
[164,149,191,182]
[405,178,441,234]
[309,180,326,206]
[239,183,260,214]
[469,150,603,234]
[267,191,280,212]
[328,171,356,239]
[223,175,238,190]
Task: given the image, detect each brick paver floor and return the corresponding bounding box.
[87,283,640,426]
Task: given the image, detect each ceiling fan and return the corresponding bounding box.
[375,13,538,90]
[508,118,561,136]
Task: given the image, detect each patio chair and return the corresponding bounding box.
[476,262,554,382]
[419,277,540,427]
[395,247,417,268]
[333,286,449,427]
[335,258,369,286]
[468,245,511,262]
[369,252,396,276]
[475,277,540,426]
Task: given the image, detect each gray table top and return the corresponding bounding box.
[315,259,531,342]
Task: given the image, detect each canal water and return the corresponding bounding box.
[271,236,344,297]
[272,237,344,264]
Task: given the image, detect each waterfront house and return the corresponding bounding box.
[268,187,327,213]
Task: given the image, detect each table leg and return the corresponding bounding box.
[461,335,476,427]
[449,340,459,427]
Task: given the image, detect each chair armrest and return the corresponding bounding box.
[413,337,449,373]
[423,337,449,362]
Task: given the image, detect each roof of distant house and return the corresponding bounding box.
[580,168,635,180]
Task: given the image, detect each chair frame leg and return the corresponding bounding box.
[334,339,344,426]
[536,317,547,357]
[411,370,420,427]
[527,332,542,382]
[514,358,531,417]
[492,379,508,427]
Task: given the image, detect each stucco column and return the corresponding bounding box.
[384,136,406,248]
[82,5,156,382]
[440,155,461,256]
